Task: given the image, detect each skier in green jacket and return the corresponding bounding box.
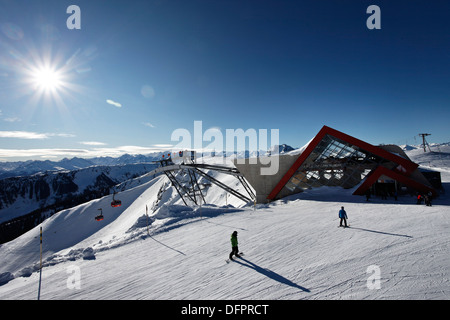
[229,231,241,261]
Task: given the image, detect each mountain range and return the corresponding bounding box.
[0,144,296,180]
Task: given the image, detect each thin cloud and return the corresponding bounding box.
[152,144,173,148]
[90,145,167,156]
[79,141,107,146]
[0,145,172,160]
[143,122,155,128]
[48,133,76,138]
[106,99,122,108]
[4,117,21,122]
[0,148,89,158]
[0,131,75,139]
[0,131,49,139]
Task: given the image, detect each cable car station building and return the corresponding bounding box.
[234,126,438,203]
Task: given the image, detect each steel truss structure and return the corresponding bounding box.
[142,161,255,206]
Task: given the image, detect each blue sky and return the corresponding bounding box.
[0,0,449,161]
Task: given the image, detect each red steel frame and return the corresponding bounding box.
[353,166,436,197]
[267,126,433,201]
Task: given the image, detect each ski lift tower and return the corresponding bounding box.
[419,133,431,152]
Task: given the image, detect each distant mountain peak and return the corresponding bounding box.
[268,144,295,154]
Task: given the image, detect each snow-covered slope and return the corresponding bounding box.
[402,143,450,170]
[0,151,449,300]
[0,162,249,281]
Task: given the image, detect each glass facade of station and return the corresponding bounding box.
[284,134,401,193]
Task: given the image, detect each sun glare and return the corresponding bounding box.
[16,44,93,108]
[32,67,62,92]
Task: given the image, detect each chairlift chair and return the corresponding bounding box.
[95,208,104,221]
[111,191,122,208]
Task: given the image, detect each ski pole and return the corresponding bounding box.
[37,227,43,300]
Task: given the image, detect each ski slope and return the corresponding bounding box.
[0,152,449,300]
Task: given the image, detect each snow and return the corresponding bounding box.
[0,150,449,300]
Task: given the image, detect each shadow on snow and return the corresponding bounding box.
[234,257,310,293]
[349,227,413,238]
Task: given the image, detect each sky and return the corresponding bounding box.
[0,0,449,161]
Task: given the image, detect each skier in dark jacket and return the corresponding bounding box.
[339,206,348,227]
[229,231,241,261]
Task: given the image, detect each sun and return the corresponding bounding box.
[25,59,73,106]
[32,67,63,92]
[18,47,90,108]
